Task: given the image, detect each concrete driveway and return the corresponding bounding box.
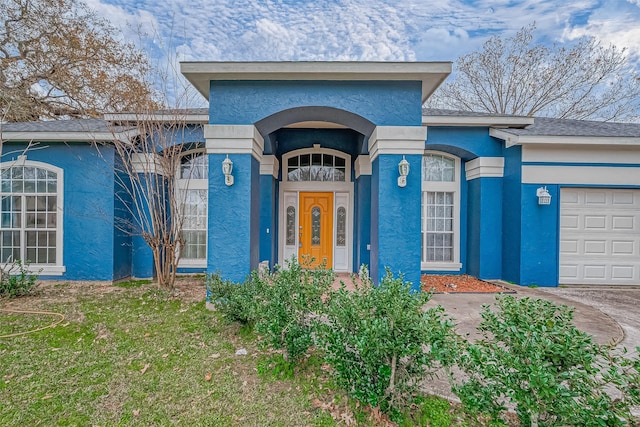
[539,286,640,351]
[426,283,625,346]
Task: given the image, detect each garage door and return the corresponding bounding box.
[560,188,640,285]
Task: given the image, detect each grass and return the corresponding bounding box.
[0,278,470,426]
[0,280,342,426]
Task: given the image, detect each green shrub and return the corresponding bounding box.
[316,268,457,415]
[252,258,334,362]
[0,259,39,298]
[454,295,637,426]
[205,272,263,325]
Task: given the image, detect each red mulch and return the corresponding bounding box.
[421,274,506,293]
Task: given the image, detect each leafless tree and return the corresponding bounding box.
[426,24,640,122]
[1,0,159,122]
[108,111,202,290]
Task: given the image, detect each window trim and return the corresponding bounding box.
[421,151,461,271]
[0,159,65,276]
[176,149,208,268]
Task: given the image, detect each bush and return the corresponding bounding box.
[316,268,457,415]
[0,259,39,298]
[252,258,334,362]
[453,295,637,427]
[205,272,264,325]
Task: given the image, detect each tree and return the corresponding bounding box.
[0,0,159,122]
[109,112,199,291]
[426,25,640,122]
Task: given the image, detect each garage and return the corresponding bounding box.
[560,188,640,285]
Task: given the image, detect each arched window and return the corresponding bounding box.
[176,150,208,265]
[421,152,461,270]
[286,153,347,182]
[0,161,64,274]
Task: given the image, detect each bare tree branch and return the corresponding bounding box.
[426,24,640,122]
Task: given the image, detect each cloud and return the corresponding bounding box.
[562,0,640,62]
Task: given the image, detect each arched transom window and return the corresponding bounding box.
[0,161,64,274]
[286,153,346,182]
[421,152,461,270]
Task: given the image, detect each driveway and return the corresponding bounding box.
[539,286,640,351]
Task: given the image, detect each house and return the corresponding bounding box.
[2,62,640,289]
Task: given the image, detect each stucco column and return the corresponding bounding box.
[355,155,372,270]
[369,126,427,291]
[465,157,504,280]
[205,125,263,283]
[259,155,279,270]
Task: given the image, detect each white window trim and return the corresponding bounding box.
[176,149,207,268]
[421,151,461,271]
[0,159,65,276]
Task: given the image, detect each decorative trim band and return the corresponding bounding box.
[205,124,264,161]
[465,157,505,181]
[522,165,640,185]
[368,126,427,161]
[260,155,279,178]
[130,153,167,176]
[355,155,372,178]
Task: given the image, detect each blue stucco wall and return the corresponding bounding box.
[2,142,117,280]
[501,145,522,284]
[426,127,504,159]
[273,128,363,158]
[207,153,258,282]
[466,177,503,279]
[112,157,132,280]
[371,153,422,291]
[209,81,423,127]
[355,174,371,271]
[259,175,277,269]
[520,184,559,286]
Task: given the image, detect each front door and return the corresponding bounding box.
[299,192,333,268]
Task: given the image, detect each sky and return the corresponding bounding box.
[87,0,640,61]
[84,0,640,103]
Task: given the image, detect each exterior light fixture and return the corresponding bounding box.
[536,186,551,205]
[397,155,410,188]
[222,155,234,186]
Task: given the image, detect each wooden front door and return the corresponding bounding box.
[299,192,333,268]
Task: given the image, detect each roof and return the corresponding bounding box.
[180,61,452,103]
[1,118,136,142]
[2,110,640,145]
[496,116,640,138]
[422,108,534,128]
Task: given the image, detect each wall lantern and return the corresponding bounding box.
[222,155,234,186]
[536,186,551,205]
[397,156,410,188]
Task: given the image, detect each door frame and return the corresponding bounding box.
[278,148,354,271]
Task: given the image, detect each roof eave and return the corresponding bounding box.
[103,113,209,124]
[1,130,139,143]
[423,115,534,128]
[490,128,640,148]
[180,61,453,103]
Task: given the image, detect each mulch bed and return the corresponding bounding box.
[422,274,509,293]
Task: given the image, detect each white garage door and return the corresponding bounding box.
[560,188,640,285]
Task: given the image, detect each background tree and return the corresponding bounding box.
[0,0,159,122]
[426,24,640,122]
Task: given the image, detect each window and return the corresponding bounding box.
[287,153,346,182]
[0,162,64,274]
[176,151,208,266]
[421,153,460,270]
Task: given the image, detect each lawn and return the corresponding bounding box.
[0,279,353,426]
